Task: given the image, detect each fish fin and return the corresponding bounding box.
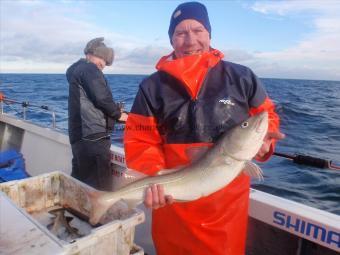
[124,168,148,180]
[185,146,210,163]
[65,216,73,223]
[114,168,148,190]
[87,189,120,225]
[157,167,183,175]
[243,161,264,181]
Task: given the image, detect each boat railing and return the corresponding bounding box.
[0,97,57,129]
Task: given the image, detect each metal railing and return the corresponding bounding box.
[0,97,57,129]
[0,92,128,131]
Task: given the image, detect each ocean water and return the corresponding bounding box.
[1,73,340,215]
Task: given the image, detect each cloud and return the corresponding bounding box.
[1,0,340,80]
[223,49,255,62]
[1,1,99,70]
[110,45,171,74]
[251,0,340,16]
[247,1,340,80]
[0,1,166,74]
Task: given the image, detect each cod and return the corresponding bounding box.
[88,111,268,225]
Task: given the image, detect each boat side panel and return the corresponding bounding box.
[0,121,24,151]
[246,217,339,255]
[21,130,72,176]
[1,114,72,176]
[249,189,340,252]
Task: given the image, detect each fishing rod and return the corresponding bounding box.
[273,152,340,170]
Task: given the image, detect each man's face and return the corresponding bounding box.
[88,55,106,70]
[171,19,210,58]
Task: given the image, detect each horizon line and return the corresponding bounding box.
[0,73,339,83]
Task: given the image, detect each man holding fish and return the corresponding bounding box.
[119,2,284,254]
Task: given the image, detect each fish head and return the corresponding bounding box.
[220,111,268,161]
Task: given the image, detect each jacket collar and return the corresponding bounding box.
[156,49,224,99]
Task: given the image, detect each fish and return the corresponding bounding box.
[47,208,83,239]
[88,111,268,225]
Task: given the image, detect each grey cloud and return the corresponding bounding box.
[244,60,340,81]
[100,45,172,75]
[223,49,255,62]
[0,1,166,73]
[0,1,106,65]
[119,46,170,65]
[1,34,84,63]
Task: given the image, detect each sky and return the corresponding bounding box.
[1,0,340,81]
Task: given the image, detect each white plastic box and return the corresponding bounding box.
[0,171,145,255]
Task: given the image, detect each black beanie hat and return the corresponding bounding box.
[168,2,211,42]
[84,37,114,66]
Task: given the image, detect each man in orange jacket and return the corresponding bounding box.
[124,2,285,254]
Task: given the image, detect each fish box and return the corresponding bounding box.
[0,171,145,255]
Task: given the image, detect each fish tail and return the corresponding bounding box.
[88,190,119,225]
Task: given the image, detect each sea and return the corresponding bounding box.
[1,73,340,216]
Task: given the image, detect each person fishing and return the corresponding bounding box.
[124,2,284,254]
[66,37,128,191]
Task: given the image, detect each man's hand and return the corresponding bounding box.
[256,131,285,160]
[144,184,174,209]
[118,112,128,122]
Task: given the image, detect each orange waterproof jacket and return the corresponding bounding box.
[124,49,280,254]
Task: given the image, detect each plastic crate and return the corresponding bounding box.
[0,171,145,255]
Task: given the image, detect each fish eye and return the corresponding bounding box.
[241,122,249,128]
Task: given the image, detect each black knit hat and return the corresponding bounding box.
[84,37,114,66]
[168,2,211,42]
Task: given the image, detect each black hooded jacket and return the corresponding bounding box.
[66,59,121,144]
